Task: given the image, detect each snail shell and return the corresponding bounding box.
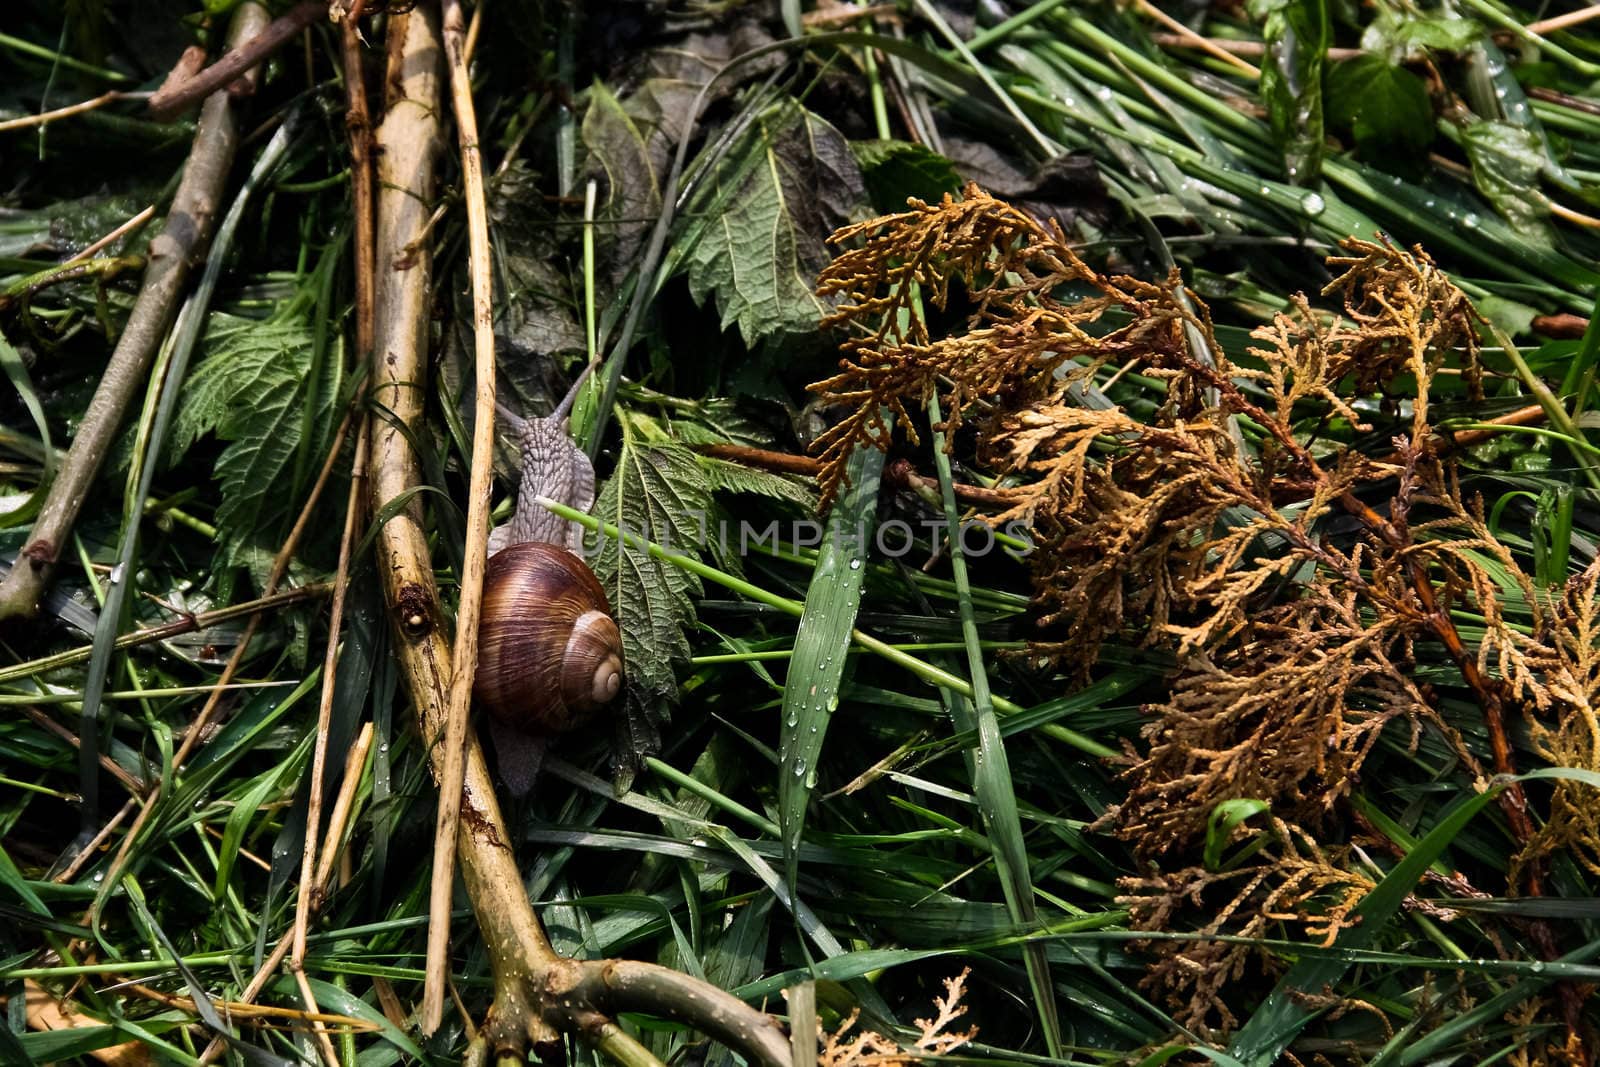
[475,541,624,734]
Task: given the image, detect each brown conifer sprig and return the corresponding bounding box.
[810,185,1599,1047]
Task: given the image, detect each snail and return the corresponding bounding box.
[475,366,624,795]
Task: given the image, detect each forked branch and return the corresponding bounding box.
[366,8,787,1064]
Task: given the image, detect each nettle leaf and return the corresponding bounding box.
[589,412,713,767]
[1361,8,1481,62]
[698,455,817,510]
[175,314,340,578]
[582,80,664,290]
[683,97,866,345]
[1462,120,1551,238]
[1251,0,1328,185]
[851,139,963,213]
[1325,55,1434,158]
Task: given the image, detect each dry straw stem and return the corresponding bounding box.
[367,10,787,1065]
[423,0,498,1035]
[0,1,271,623]
[291,0,377,1005]
[86,402,360,919]
[0,90,131,133]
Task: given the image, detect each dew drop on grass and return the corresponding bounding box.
[1301,192,1325,216]
[793,760,807,777]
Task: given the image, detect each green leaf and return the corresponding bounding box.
[1227,768,1600,1066]
[850,138,963,212]
[1462,120,1551,238]
[1325,55,1434,158]
[1252,0,1328,184]
[1203,798,1270,871]
[582,80,664,289]
[590,411,713,766]
[173,314,341,577]
[1361,9,1481,62]
[697,455,817,510]
[779,443,885,888]
[1475,293,1539,337]
[683,97,866,345]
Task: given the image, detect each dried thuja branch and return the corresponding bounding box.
[811,187,1597,1047]
[809,183,1186,505]
[1517,562,1600,878]
[1119,822,1375,1038]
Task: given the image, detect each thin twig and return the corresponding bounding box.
[1135,1,1258,77]
[1526,3,1600,35]
[424,0,498,1035]
[696,443,1024,509]
[0,90,135,133]
[291,969,340,1067]
[196,936,293,1064]
[148,1,326,117]
[64,204,158,266]
[290,434,368,953]
[18,705,144,795]
[0,583,331,689]
[1149,32,1363,62]
[342,0,375,364]
[88,405,357,912]
[313,722,373,893]
[1528,86,1600,117]
[0,2,272,623]
[1532,313,1590,338]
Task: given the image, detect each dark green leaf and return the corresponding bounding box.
[590,413,713,767]
[1253,0,1329,184]
[1462,120,1551,238]
[1325,55,1434,157]
[683,97,866,344]
[851,139,963,212]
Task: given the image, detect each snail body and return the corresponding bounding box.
[476,367,624,795]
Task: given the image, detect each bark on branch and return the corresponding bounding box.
[366,9,787,1064]
[0,2,272,622]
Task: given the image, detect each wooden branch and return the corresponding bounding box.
[368,7,561,1052]
[696,444,1024,509]
[148,1,326,118]
[0,2,273,623]
[424,0,499,1034]
[367,11,793,1065]
[544,960,789,1067]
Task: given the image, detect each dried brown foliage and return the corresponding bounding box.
[809,185,1600,1038]
[815,969,976,1067]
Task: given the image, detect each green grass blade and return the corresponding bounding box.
[926,392,1061,1056]
[779,443,885,890]
[1228,768,1600,1066]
